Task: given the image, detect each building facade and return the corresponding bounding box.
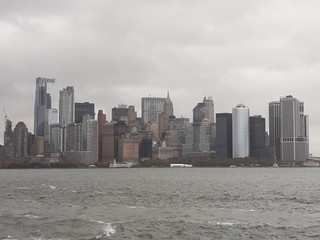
[13,122,28,159]
[34,77,55,137]
[250,115,266,158]
[75,102,95,123]
[59,86,74,128]
[232,104,250,158]
[141,97,166,125]
[216,113,233,159]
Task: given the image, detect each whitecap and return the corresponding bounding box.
[24,214,41,219]
[16,187,30,190]
[102,223,116,237]
[237,209,256,212]
[49,186,56,189]
[127,206,146,209]
[216,222,234,226]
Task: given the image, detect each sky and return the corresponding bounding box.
[0,0,319,155]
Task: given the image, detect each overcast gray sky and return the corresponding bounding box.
[0,0,319,155]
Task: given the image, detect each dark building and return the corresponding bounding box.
[140,138,153,160]
[269,101,281,160]
[98,110,107,161]
[216,113,232,159]
[112,105,128,122]
[250,115,266,158]
[101,122,127,163]
[75,102,95,123]
[13,122,28,159]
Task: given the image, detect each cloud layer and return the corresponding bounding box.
[0,0,319,155]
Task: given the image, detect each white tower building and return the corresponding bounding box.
[232,104,250,158]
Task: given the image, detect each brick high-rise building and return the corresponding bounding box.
[13,122,28,159]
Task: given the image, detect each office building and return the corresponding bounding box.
[34,77,55,137]
[66,123,83,152]
[112,105,128,122]
[82,114,98,163]
[232,104,249,158]
[50,123,62,153]
[97,110,107,161]
[13,122,28,159]
[269,101,281,160]
[216,113,233,159]
[45,108,58,141]
[59,86,74,128]
[75,102,95,123]
[250,115,266,158]
[141,97,166,125]
[280,96,308,161]
[193,97,214,123]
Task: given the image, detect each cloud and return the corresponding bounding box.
[0,0,319,154]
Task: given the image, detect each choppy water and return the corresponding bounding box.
[1,168,320,239]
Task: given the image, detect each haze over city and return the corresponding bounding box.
[0,1,319,155]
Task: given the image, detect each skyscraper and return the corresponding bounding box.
[269,101,281,160]
[75,102,95,123]
[112,105,129,122]
[59,86,74,128]
[280,96,308,162]
[13,122,28,159]
[97,110,107,161]
[193,97,214,123]
[232,104,250,158]
[216,113,233,159]
[34,77,55,137]
[250,115,266,158]
[141,97,166,125]
[45,108,58,141]
[269,96,309,162]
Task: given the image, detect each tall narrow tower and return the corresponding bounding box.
[59,86,74,128]
[34,77,55,137]
[232,104,250,158]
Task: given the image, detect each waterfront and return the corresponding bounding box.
[1,168,320,239]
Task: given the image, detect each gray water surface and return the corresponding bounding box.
[1,168,320,239]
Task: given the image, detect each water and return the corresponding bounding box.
[1,168,320,239]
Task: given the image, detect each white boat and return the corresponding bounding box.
[273,162,279,168]
[170,164,193,168]
[109,159,132,168]
[88,164,96,168]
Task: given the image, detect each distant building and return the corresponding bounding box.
[269,96,309,162]
[45,108,58,141]
[141,97,166,125]
[280,96,308,161]
[75,102,95,123]
[112,105,128,122]
[97,110,107,161]
[34,77,55,137]
[66,123,83,152]
[4,118,14,158]
[50,123,62,153]
[82,114,98,163]
[193,97,214,123]
[118,138,139,164]
[216,113,233,159]
[13,122,28,159]
[59,86,74,128]
[269,101,281,160]
[232,104,249,158]
[250,115,266,158]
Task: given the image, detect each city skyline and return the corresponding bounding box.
[0,1,319,155]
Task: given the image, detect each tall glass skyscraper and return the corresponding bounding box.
[269,95,309,162]
[232,104,250,158]
[34,77,55,137]
[59,86,74,128]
